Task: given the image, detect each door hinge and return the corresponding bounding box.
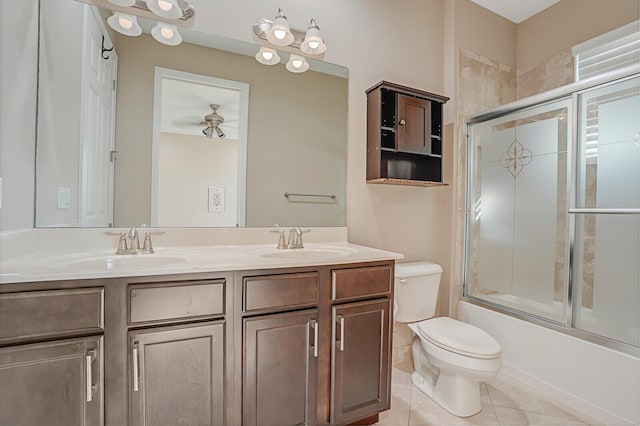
[112,79,116,91]
[110,150,118,162]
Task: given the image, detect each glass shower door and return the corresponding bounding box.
[572,76,640,347]
[466,99,572,323]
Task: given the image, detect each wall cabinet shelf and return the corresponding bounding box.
[366,81,449,186]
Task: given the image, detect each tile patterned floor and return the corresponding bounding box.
[380,363,601,426]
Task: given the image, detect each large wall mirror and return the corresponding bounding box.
[35,0,348,228]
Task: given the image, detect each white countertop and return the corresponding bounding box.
[0,230,403,284]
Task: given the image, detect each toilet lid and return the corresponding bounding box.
[417,317,501,359]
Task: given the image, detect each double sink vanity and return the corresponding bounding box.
[0,227,401,426]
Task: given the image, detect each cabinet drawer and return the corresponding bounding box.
[0,288,104,344]
[331,265,393,302]
[243,273,319,313]
[129,280,225,325]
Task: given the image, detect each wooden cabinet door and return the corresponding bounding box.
[397,93,432,154]
[0,336,103,426]
[243,309,318,426]
[129,321,225,426]
[331,299,391,425]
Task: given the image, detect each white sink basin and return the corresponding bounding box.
[55,254,187,270]
[246,246,357,260]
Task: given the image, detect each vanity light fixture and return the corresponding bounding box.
[253,9,327,73]
[255,47,281,65]
[107,12,142,36]
[300,19,326,55]
[151,22,182,46]
[88,0,195,46]
[286,54,309,73]
[266,8,294,46]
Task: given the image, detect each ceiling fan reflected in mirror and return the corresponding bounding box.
[201,104,225,139]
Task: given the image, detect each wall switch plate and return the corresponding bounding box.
[57,186,71,209]
[208,186,225,213]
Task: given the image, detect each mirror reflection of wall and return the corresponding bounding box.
[153,70,249,228]
[35,0,348,229]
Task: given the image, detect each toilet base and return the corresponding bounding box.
[411,371,482,418]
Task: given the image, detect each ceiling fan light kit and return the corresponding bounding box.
[201,104,226,139]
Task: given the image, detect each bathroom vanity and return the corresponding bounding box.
[0,235,400,426]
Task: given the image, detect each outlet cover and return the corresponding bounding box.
[208,186,225,213]
[57,186,71,209]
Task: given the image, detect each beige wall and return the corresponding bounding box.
[158,133,239,227]
[114,34,347,228]
[517,0,640,70]
[0,0,38,232]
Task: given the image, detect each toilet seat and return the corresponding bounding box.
[415,317,501,359]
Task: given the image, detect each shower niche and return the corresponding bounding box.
[366,81,449,186]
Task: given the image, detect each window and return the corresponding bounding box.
[572,20,640,81]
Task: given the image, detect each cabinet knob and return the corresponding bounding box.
[399,119,406,125]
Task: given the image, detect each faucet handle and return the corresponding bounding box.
[140,231,165,254]
[141,232,154,254]
[270,228,287,249]
[105,231,130,255]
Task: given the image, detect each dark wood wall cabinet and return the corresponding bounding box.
[366,81,449,186]
[0,260,394,426]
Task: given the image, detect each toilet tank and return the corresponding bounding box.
[394,261,443,323]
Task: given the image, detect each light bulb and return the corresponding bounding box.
[151,23,182,45]
[255,47,280,65]
[108,12,142,36]
[118,17,133,29]
[308,41,320,49]
[160,27,174,39]
[286,55,309,73]
[273,29,287,40]
[157,0,172,11]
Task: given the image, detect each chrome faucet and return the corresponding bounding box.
[287,227,310,249]
[107,226,163,255]
[128,227,140,252]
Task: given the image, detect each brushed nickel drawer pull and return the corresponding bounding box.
[337,315,345,351]
[132,344,140,392]
[310,320,319,358]
[85,353,93,402]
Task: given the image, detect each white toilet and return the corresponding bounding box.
[394,261,502,417]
